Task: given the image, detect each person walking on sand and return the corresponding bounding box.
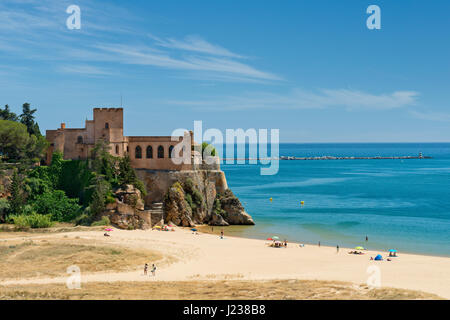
[336,245,339,253]
[151,264,156,276]
[220,229,224,239]
[144,263,148,275]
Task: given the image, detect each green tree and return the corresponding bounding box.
[0,105,18,121]
[90,140,117,184]
[118,155,146,195]
[0,120,29,160]
[89,176,110,217]
[20,103,40,136]
[0,120,48,162]
[7,170,26,215]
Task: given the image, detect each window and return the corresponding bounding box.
[146,146,153,159]
[77,136,83,143]
[157,145,164,158]
[135,145,142,159]
[169,145,174,159]
[105,123,109,129]
[115,145,119,154]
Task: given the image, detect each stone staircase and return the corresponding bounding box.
[149,202,164,226]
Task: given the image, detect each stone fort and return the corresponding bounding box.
[45,108,218,171]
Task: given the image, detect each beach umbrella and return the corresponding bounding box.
[104,228,113,232]
[272,236,280,240]
[154,226,161,229]
[388,249,397,252]
[191,228,197,232]
[374,254,383,261]
[266,237,273,241]
[355,246,365,250]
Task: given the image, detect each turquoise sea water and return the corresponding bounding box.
[220,143,450,257]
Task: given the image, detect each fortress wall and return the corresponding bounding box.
[128,136,192,170]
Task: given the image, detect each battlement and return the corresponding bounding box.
[93,107,123,112]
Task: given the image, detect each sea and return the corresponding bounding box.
[219,143,450,257]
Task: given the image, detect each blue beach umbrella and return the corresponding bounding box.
[191,228,197,232]
[389,249,397,253]
[374,254,383,261]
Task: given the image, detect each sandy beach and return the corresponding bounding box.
[0,226,449,299]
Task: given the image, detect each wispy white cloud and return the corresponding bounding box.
[165,88,419,111]
[149,34,244,58]
[93,43,281,81]
[410,110,450,122]
[0,1,278,83]
[58,65,113,76]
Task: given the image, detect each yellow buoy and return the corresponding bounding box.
[300,201,304,205]
[269,198,273,202]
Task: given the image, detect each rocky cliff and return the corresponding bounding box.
[136,169,255,227]
[102,184,153,230]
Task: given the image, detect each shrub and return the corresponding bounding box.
[0,198,9,222]
[201,142,217,157]
[12,213,53,229]
[91,216,110,227]
[32,190,81,222]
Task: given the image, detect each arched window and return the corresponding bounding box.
[146,146,153,159]
[77,136,83,144]
[135,145,142,159]
[157,145,164,158]
[169,145,174,159]
[115,145,119,154]
[105,123,109,129]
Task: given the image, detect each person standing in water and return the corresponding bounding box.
[366,235,368,242]
[151,264,156,276]
[220,229,224,239]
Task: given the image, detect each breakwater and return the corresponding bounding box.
[222,154,432,161]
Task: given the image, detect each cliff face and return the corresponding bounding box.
[136,169,255,227]
[102,184,152,230]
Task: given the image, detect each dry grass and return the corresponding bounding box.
[0,279,441,300]
[0,224,104,236]
[0,238,161,280]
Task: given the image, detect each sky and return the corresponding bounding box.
[0,0,449,142]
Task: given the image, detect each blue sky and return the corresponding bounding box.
[0,0,449,142]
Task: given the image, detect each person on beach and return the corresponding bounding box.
[144,263,148,275]
[151,264,156,276]
[366,235,368,242]
[220,230,224,239]
[284,240,287,247]
[318,241,321,247]
[337,245,339,253]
